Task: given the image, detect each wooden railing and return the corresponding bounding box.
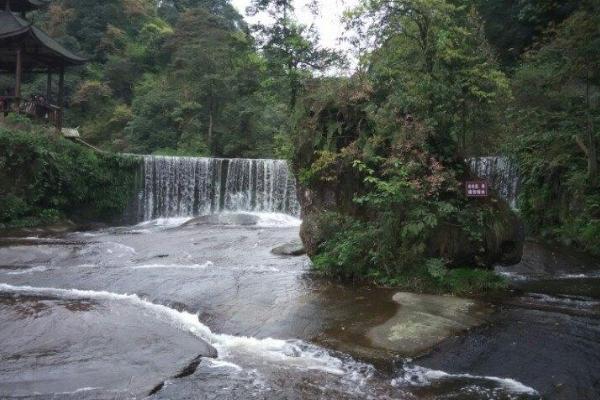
[0,96,62,131]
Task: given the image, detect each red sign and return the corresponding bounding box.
[466,180,489,198]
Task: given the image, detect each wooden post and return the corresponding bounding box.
[57,64,64,134]
[46,69,52,103]
[15,48,22,112]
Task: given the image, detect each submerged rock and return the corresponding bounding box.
[367,292,491,357]
[271,240,306,256]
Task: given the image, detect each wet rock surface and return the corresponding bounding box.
[0,218,596,399]
[419,241,600,400]
[0,290,216,399]
[271,240,306,256]
[497,241,600,280]
[180,213,260,227]
[417,307,600,400]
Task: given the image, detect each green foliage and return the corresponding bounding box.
[312,216,507,295]
[508,0,600,255]
[442,268,507,296]
[251,0,343,109]
[293,1,525,295]
[349,0,510,157]
[22,0,337,159]
[0,124,141,229]
[474,0,581,67]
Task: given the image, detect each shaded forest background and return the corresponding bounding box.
[2,0,341,158]
[0,0,598,256]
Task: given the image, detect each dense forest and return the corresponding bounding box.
[2,0,341,158]
[1,0,598,277]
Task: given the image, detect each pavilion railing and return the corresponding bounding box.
[0,96,62,132]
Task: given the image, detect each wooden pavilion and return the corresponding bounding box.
[0,0,87,132]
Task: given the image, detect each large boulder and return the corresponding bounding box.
[298,186,524,268]
[291,79,523,269]
[428,198,525,267]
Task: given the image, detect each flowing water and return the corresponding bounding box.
[138,156,300,221]
[469,157,520,208]
[0,157,598,400]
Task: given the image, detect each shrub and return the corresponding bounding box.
[0,124,141,228]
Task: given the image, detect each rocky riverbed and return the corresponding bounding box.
[0,214,597,399]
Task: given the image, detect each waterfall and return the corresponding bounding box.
[469,157,520,208]
[139,156,300,221]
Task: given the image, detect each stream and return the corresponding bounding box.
[0,156,598,399]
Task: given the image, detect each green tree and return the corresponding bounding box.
[475,0,581,67]
[509,0,600,254]
[350,0,510,157]
[250,0,341,109]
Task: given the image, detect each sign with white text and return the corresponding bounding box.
[466,180,489,198]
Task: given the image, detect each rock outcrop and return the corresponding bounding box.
[297,179,523,268]
[271,240,306,256]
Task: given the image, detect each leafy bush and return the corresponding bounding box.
[311,213,507,295]
[0,123,141,228]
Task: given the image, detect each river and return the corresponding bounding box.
[0,156,598,399]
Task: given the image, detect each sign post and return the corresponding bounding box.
[465,180,489,198]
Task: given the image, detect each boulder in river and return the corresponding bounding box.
[271,240,306,256]
[367,292,491,357]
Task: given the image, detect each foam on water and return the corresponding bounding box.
[525,293,600,310]
[558,272,600,279]
[0,284,357,377]
[135,217,195,229]
[205,359,244,371]
[394,364,538,395]
[130,261,214,270]
[250,212,302,228]
[5,266,48,275]
[231,265,281,273]
[495,270,529,281]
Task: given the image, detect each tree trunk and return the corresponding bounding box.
[208,110,213,153]
[290,81,298,110]
[57,65,65,135]
[586,68,598,185]
[15,48,22,112]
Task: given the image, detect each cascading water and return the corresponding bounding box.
[139,156,300,221]
[469,157,520,208]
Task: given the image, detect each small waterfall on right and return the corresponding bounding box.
[469,157,520,208]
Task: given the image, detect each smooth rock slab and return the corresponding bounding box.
[367,292,491,357]
[0,292,216,399]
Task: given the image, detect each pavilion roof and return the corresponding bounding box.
[4,0,51,13]
[0,10,87,72]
